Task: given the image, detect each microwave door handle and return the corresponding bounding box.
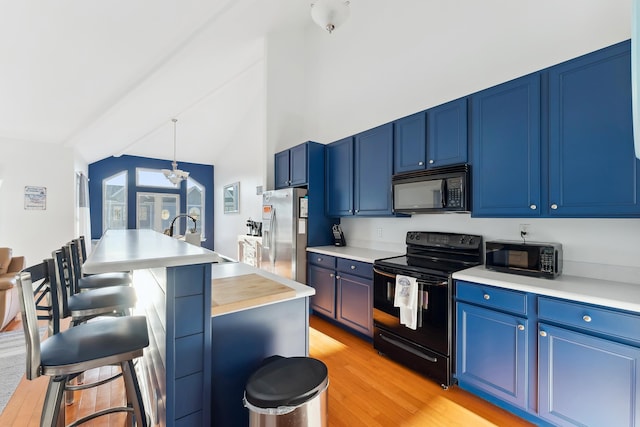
[441,179,447,208]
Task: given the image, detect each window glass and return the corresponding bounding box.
[187,178,205,238]
[136,168,177,188]
[103,171,127,231]
[137,193,180,234]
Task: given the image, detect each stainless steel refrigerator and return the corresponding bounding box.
[261,188,308,283]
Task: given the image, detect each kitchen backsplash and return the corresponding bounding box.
[339,215,640,284]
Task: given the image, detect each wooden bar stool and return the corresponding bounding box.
[16,260,149,427]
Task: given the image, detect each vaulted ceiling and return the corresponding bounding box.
[0,0,308,164]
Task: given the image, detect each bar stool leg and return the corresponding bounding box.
[121,360,148,427]
[41,376,66,427]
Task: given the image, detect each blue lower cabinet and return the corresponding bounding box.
[307,263,336,318]
[538,323,640,427]
[307,253,373,337]
[456,302,528,410]
[336,272,373,337]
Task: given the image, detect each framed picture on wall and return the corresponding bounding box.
[223,182,239,214]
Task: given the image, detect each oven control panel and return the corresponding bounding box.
[406,231,482,250]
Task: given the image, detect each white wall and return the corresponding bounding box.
[213,60,267,260]
[294,0,640,281]
[302,0,631,143]
[0,139,76,267]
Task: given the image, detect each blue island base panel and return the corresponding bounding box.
[210,298,309,427]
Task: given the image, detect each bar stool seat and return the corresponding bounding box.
[78,271,132,290]
[40,316,148,374]
[66,285,137,318]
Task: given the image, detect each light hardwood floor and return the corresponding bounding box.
[0,314,533,426]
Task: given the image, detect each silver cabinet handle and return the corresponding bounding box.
[429,159,434,164]
[583,315,592,323]
[355,209,359,213]
[350,265,356,270]
[317,257,322,262]
[348,209,352,214]
[329,273,334,278]
[418,161,424,166]
[530,204,537,210]
[483,293,490,300]
[336,275,341,279]
[539,331,547,337]
[517,324,525,331]
[551,204,558,210]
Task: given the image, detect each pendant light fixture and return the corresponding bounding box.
[162,118,189,185]
[311,0,350,34]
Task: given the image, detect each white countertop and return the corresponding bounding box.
[453,265,640,313]
[307,245,403,264]
[84,229,219,274]
[210,262,315,317]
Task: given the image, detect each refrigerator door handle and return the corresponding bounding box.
[269,207,276,265]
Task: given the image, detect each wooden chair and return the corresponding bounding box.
[16,260,149,426]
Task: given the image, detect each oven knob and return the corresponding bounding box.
[415,235,420,240]
[469,238,475,245]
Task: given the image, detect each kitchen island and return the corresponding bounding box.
[84,230,314,427]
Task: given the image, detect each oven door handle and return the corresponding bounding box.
[379,334,437,363]
[373,267,396,279]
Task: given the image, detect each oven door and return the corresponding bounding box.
[373,266,451,356]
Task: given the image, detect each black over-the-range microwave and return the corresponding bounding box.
[392,164,470,214]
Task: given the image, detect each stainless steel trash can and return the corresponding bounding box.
[243,356,329,427]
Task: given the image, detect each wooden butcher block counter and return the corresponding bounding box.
[211,273,297,315]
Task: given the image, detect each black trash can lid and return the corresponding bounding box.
[245,356,328,408]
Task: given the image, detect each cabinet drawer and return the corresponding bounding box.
[336,258,373,279]
[456,281,527,316]
[538,297,640,345]
[307,253,336,269]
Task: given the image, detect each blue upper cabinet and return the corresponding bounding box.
[354,123,394,216]
[427,98,468,167]
[548,40,640,217]
[393,99,468,174]
[326,136,354,216]
[274,142,309,189]
[326,124,394,217]
[471,73,542,217]
[394,111,427,173]
[274,150,291,189]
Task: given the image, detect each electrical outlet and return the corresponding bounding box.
[519,224,530,236]
[376,227,383,238]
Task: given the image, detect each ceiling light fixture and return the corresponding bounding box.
[162,118,189,185]
[311,0,350,34]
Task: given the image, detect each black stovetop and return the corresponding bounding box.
[374,231,483,278]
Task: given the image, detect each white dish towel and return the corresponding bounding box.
[394,274,418,330]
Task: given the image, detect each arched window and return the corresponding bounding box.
[187,177,205,238]
[102,171,127,231]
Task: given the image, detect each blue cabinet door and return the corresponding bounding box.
[307,264,335,317]
[456,302,528,410]
[354,123,394,216]
[471,73,542,217]
[548,41,640,217]
[274,150,290,189]
[336,272,373,337]
[394,111,427,173]
[326,137,354,217]
[428,98,468,167]
[538,323,640,427]
[289,143,308,187]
